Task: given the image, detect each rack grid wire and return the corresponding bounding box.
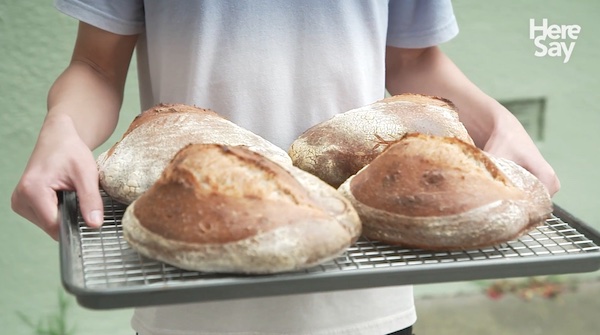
[60,191,600,309]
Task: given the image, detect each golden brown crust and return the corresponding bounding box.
[338,133,553,250]
[123,144,362,273]
[134,144,326,244]
[350,133,520,217]
[289,93,473,188]
[97,103,292,204]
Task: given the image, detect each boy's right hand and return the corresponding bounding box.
[11,113,104,241]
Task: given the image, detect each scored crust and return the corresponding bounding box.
[97,103,292,204]
[122,143,361,274]
[338,133,553,250]
[288,93,474,188]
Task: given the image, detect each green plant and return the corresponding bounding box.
[17,289,77,335]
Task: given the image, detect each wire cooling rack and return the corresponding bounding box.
[59,191,600,310]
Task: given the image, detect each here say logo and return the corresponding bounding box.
[530,18,581,63]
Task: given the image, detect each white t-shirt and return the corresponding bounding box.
[55,1,459,334]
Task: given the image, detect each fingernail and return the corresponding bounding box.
[89,210,103,227]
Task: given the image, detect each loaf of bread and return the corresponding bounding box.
[97,103,292,204]
[122,143,361,274]
[288,94,474,187]
[338,133,553,250]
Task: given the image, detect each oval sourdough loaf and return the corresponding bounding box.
[288,93,474,187]
[97,103,292,204]
[122,143,361,274]
[338,133,553,250]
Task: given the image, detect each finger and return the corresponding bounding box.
[540,171,561,197]
[550,177,561,196]
[72,164,104,229]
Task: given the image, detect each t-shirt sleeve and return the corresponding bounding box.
[54,0,145,35]
[386,0,459,48]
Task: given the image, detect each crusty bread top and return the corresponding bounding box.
[382,93,458,110]
[288,93,473,187]
[292,93,471,151]
[133,143,331,244]
[349,133,526,217]
[103,104,220,160]
[97,103,292,204]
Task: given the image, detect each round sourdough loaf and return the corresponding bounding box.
[288,93,474,187]
[338,133,553,250]
[97,103,292,204]
[122,143,361,274]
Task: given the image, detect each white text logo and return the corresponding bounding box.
[530,18,581,63]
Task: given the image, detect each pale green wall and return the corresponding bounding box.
[443,1,600,230]
[1,1,598,334]
[0,2,138,334]
[419,1,600,297]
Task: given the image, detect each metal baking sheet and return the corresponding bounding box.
[59,190,600,310]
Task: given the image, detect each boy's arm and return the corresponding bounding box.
[385,46,560,195]
[11,22,138,239]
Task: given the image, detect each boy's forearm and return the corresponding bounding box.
[46,61,124,150]
[385,46,508,149]
[385,46,560,195]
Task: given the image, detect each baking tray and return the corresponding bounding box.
[59,190,600,310]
